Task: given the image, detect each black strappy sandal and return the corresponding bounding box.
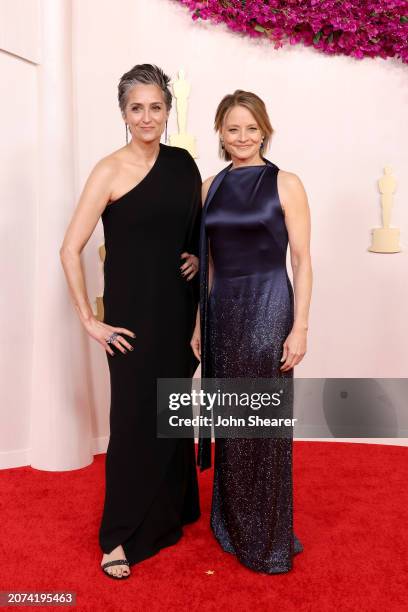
[101,558,131,580]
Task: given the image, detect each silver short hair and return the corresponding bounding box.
[118,64,172,114]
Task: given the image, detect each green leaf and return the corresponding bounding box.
[313,30,322,44]
[254,24,266,33]
[400,16,408,23]
[328,32,334,43]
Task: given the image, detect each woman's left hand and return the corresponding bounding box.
[280,327,307,372]
[180,252,199,281]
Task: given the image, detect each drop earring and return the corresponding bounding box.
[260,137,265,150]
[164,120,168,144]
[126,124,129,144]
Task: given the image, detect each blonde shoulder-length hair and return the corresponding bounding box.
[214,90,274,161]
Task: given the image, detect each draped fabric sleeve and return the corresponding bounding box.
[197,165,231,471]
[184,156,202,258]
[181,151,202,307]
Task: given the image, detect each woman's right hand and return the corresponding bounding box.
[82,316,136,356]
[190,325,201,361]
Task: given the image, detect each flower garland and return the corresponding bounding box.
[176,0,408,64]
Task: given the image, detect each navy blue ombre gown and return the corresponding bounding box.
[198,159,303,574]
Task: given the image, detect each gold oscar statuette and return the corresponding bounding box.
[168,68,197,158]
[94,244,106,321]
[369,165,401,253]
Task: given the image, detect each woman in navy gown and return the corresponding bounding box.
[191,90,312,574]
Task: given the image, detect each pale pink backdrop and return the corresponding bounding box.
[1,0,407,470]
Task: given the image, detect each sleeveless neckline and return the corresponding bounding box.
[228,163,267,171]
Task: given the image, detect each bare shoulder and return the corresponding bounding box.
[203,175,215,190]
[85,152,124,192]
[95,148,125,174]
[277,170,305,191]
[202,175,216,205]
[76,154,125,212]
[277,170,308,213]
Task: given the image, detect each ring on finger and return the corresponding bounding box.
[106,332,118,344]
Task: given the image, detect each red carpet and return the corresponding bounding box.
[1,442,407,612]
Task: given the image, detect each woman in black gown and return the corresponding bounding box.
[60,64,201,579]
[192,90,312,574]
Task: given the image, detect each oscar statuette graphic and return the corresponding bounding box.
[369,165,401,253]
[95,244,105,321]
[168,68,197,157]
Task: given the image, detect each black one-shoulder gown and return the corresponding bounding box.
[99,144,201,565]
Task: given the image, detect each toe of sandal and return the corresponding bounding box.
[101,559,130,579]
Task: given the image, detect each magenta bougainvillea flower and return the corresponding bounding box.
[175,0,408,63]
